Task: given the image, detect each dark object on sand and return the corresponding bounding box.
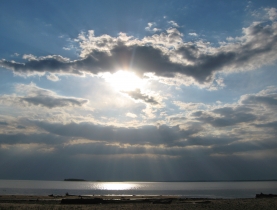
[61,198,103,204]
[256,193,277,198]
[61,198,175,205]
[152,199,173,204]
[65,192,77,196]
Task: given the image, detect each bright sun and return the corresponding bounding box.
[106,70,143,91]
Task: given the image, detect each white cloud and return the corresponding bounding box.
[207,77,226,91]
[11,53,20,57]
[188,33,198,36]
[226,36,235,41]
[46,73,60,81]
[173,101,208,111]
[126,112,137,118]
[142,105,156,119]
[265,7,277,21]
[22,54,37,61]
[145,22,161,32]
[168,20,179,27]
[0,83,88,109]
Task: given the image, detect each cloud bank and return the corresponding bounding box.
[0,83,88,109]
[1,18,277,86]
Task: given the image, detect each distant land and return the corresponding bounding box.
[64,179,86,181]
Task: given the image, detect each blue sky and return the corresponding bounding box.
[1,0,277,181]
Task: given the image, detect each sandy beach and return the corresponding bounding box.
[0,195,277,210]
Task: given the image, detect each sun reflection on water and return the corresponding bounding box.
[99,182,137,190]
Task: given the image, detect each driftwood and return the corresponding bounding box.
[61,198,103,204]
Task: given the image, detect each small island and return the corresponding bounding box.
[64,179,86,181]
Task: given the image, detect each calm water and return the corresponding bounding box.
[0,180,277,198]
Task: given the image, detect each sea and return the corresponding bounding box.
[0,180,277,199]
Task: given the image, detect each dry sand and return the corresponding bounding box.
[0,195,276,210]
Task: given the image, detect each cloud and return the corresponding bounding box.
[1,85,277,181]
[1,111,275,159]
[14,115,275,157]
[265,8,277,21]
[21,95,87,109]
[168,20,179,27]
[0,133,68,145]
[240,88,277,109]
[145,22,161,32]
[185,135,237,147]
[0,83,88,109]
[46,73,60,81]
[126,112,137,118]
[0,121,8,126]
[211,139,277,156]
[35,121,191,146]
[173,101,208,110]
[63,47,71,51]
[123,89,159,105]
[11,53,20,57]
[255,121,277,129]
[188,33,198,36]
[193,106,257,127]
[1,17,277,86]
[0,54,77,77]
[242,95,277,107]
[142,105,156,119]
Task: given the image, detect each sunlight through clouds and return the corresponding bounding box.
[103,70,145,92]
[0,0,277,181]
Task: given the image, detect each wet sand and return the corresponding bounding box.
[0,195,276,210]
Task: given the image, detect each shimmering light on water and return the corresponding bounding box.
[1,180,277,198]
[98,182,138,190]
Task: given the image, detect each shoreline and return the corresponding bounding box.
[0,195,277,210]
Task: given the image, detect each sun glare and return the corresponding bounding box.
[100,182,137,190]
[106,70,143,91]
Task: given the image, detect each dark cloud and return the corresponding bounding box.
[1,136,276,181]
[0,121,8,126]
[241,95,277,107]
[0,116,276,181]
[255,121,277,128]
[212,139,277,155]
[1,21,277,84]
[123,89,159,105]
[21,95,88,108]
[193,106,257,127]
[168,116,186,122]
[0,57,72,74]
[1,84,89,108]
[185,136,237,147]
[35,121,190,146]
[0,133,68,145]
[176,47,236,81]
[0,45,182,78]
[16,125,26,129]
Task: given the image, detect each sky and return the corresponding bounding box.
[0,0,277,181]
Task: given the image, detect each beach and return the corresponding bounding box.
[0,195,277,210]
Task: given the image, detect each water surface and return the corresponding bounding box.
[1,180,277,198]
